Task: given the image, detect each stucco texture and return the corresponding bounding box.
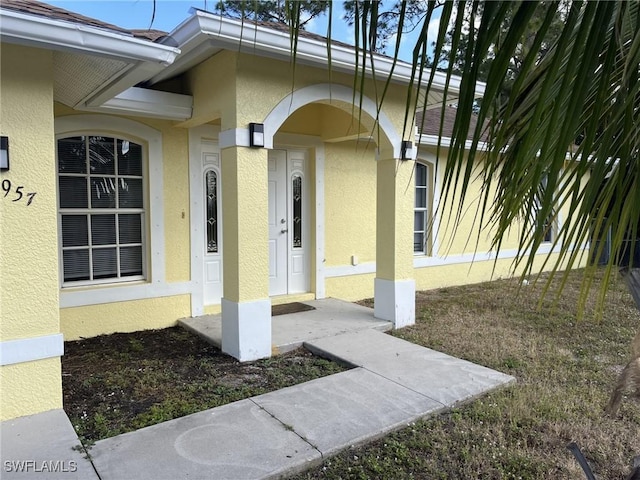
[0,358,62,421]
[324,142,377,267]
[60,294,191,340]
[221,147,269,302]
[0,45,59,342]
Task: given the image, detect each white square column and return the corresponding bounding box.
[374,278,416,328]
[220,145,272,361]
[374,156,416,328]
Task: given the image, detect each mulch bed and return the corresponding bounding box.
[62,326,345,442]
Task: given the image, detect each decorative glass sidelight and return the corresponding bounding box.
[292,174,302,248]
[205,170,218,253]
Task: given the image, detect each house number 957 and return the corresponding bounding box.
[2,179,36,206]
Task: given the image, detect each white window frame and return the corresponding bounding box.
[413,160,434,256]
[57,135,147,286]
[55,115,166,297]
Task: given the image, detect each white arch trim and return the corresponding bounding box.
[263,83,402,158]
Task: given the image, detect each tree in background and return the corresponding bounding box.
[342,0,431,51]
[434,1,570,101]
[215,0,329,28]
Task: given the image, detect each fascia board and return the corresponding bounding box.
[159,11,486,97]
[0,8,179,65]
[197,13,459,91]
[79,87,193,120]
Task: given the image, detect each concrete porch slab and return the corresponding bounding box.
[179,298,392,353]
[305,329,516,407]
[89,399,321,480]
[0,409,98,479]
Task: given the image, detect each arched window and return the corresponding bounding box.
[57,135,145,285]
[414,161,433,255]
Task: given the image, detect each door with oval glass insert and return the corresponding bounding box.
[268,149,309,296]
[202,142,222,305]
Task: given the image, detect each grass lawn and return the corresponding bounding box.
[292,269,640,479]
[63,268,639,478]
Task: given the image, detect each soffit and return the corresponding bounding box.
[53,51,130,107]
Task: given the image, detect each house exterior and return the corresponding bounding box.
[0,0,572,422]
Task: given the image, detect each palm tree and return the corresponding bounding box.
[285,0,640,408]
[325,1,640,312]
[181,0,639,406]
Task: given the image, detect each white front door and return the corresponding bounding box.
[268,149,310,296]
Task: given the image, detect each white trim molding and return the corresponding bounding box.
[60,282,192,308]
[151,10,485,99]
[189,125,222,316]
[263,83,401,157]
[325,262,377,278]
[0,334,64,366]
[219,128,250,149]
[322,243,588,278]
[80,87,193,120]
[0,8,179,65]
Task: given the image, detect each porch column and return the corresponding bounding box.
[374,156,416,328]
[220,146,271,361]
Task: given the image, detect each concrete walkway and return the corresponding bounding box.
[1,329,514,480]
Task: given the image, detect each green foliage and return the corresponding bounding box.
[215,0,329,28]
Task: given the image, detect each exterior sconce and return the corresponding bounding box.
[249,123,265,148]
[400,140,413,160]
[0,136,8,171]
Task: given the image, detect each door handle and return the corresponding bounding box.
[281,229,288,234]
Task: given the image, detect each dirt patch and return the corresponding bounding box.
[62,326,346,443]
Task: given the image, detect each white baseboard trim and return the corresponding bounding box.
[324,244,586,278]
[1,334,64,366]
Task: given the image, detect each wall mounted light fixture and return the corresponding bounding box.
[0,136,9,171]
[249,123,265,148]
[401,140,413,160]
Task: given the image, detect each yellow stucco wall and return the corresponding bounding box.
[1,359,62,421]
[324,141,377,267]
[221,147,270,302]
[0,44,62,419]
[185,51,412,151]
[326,274,376,301]
[60,295,191,340]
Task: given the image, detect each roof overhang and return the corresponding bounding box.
[150,10,485,100]
[0,7,179,64]
[0,6,180,109]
